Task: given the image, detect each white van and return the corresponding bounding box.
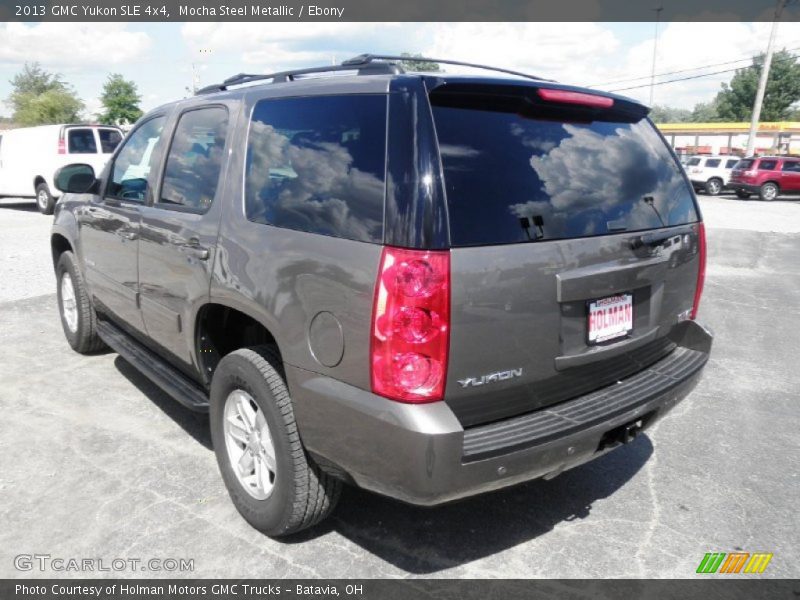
[0,124,123,214]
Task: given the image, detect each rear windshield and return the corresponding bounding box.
[430,94,698,246]
[736,159,754,169]
[686,157,702,166]
[99,128,123,153]
[68,128,97,154]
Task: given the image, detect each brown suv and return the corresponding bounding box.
[50,55,713,536]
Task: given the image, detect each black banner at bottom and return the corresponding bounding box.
[1,579,798,600]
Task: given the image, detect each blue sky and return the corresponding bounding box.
[1,21,798,118]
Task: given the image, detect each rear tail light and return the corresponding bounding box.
[57,137,66,154]
[537,88,614,109]
[691,223,707,320]
[371,247,450,403]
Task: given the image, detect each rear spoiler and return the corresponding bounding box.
[427,81,649,124]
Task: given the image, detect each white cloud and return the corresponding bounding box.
[0,23,151,67]
[599,21,800,108]
[180,21,800,110]
[422,23,620,85]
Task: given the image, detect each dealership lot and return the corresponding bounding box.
[0,194,798,578]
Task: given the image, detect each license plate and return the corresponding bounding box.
[587,294,633,344]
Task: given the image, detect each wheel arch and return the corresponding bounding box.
[50,232,73,269]
[194,302,284,382]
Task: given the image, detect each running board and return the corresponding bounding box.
[96,320,209,413]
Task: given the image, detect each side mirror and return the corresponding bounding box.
[54,164,97,194]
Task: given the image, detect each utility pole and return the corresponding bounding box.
[649,5,663,106]
[745,0,787,156]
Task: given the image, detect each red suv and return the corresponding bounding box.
[729,156,800,201]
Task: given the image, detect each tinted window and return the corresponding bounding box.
[159,107,228,212]
[107,117,165,202]
[98,129,123,153]
[726,159,740,168]
[781,161,800,172]
[737,159,755,169]
[245,95,387,243]
[758,160,778,171]
[686,157,701,166]
[68,128,97,154]
[431,98,698,246]
[705,159,721,168]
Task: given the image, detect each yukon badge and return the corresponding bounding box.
[458,368,523,388]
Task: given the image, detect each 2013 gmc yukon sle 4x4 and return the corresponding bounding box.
[50,55,713,537]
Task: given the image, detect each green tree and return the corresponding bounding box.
[7,62,84,126]
[399,52,442,72]
[715,49,800,121]
[690,100,721,122]
[650,104,692,123]
[98,73,143,126]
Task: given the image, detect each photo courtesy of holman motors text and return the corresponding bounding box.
[0,0,798,597]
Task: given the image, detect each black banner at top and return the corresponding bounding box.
[0,0,798,22]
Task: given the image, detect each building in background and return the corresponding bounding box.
[657,122,800,158]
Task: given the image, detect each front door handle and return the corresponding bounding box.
[178,239,209,260]
[118,230,138,241]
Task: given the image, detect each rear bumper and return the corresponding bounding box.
[287,320,713,506]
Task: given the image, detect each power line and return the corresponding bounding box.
[607,50,800,93]
[589,43,800,88]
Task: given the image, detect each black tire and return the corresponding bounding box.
[705,178,723,196]
[210,346,341,537]
[735,190,751,199]
[56,251,106,353]
[35,182,55,215]
[759,182,779,201]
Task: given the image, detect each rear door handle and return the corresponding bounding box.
[118,230,138,240]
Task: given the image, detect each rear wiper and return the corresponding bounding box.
[519,215,545,241]
[643,195,666,227]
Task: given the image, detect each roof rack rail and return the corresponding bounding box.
[342,54,552,82]
[196,60,405,95]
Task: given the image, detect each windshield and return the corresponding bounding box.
[430,95,698,246]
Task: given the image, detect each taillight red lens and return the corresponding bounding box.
[57,138,66,154]
[691,223,707,320]
[537,88,614,108]
[371,247,450,403]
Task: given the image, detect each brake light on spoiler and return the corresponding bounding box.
[537,88,614,109]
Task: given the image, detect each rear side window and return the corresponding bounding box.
[159,107,229,212]
[245,94,387,243]
[68,128,97,154]
[431,93,698,246]
[758,160,778,171]
[725,159,739,168]
[705,159,721,168]
[98,129,123,153]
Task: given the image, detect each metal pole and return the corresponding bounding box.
[649,6,663,106]
[746,0,786,156]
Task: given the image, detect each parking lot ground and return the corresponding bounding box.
[0,194,798,578]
